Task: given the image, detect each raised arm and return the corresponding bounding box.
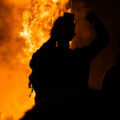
[83,12,110,61]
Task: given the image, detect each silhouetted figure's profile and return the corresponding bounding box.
[20,12,110,119]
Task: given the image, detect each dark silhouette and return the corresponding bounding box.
[20,12,110,119]
[102,54,120,97]
[101,54,120,110]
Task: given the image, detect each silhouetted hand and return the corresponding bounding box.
[86,11,101,24]
[86,11,106,33]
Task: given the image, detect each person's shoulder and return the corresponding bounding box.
[33,43,52,56]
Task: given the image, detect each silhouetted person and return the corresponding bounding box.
[29,13,75,103]
[21,12,110,119]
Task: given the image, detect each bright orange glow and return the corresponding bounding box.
[19,0,71,63]
[0,0,71,120]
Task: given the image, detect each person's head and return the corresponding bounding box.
[50,12,76,44]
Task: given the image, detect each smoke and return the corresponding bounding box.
[0,0,34,120]
[0,0,24,65]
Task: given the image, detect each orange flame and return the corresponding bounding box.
[0,1,71,120]
[19,0,71,63]
[17,0,71,119]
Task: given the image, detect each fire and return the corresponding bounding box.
[1,0,95,119]
[19,0,71,63]
[0,0,71,120]
[18,0,71,119]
